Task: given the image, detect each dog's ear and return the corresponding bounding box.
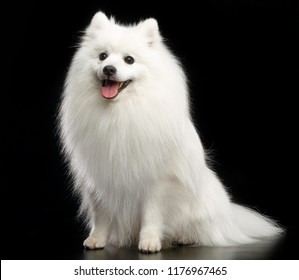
[138,18,161,47]
[90,12,110,29]
[85,11,110,38]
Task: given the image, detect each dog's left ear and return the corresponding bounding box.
[138,18,161,47]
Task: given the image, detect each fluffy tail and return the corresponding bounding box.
[232,203,284,239]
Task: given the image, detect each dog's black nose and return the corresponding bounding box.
[103,65,117,77]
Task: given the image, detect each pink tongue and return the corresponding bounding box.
[101,81,119,99]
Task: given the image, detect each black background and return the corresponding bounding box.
[1,0,296,259]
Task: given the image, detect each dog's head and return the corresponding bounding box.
[79,11,162,101]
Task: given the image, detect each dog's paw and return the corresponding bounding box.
[138,239,162,253]
[83,235,106,249]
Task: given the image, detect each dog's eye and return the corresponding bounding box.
[99,53,108,61]
[124,56,134,65]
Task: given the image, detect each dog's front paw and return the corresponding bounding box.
[83,235,106,249]
[138,239,162,253]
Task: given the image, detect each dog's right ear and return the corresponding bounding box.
[85,11,110,38]
[90,12,110,29]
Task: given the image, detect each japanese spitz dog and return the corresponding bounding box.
[59,11,282,253]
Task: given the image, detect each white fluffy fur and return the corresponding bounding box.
[59,11,282,253]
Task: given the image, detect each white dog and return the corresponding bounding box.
[59,11,282,253]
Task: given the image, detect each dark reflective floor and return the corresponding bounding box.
[83,235,289,260]
[3,227,297,260]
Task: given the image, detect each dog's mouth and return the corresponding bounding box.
[101,79,132,99]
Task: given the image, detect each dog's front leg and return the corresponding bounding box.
[138,182,164,253]
[83,200,110,250]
